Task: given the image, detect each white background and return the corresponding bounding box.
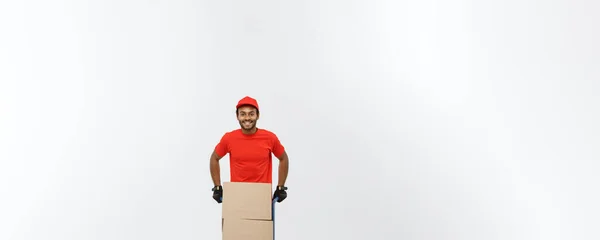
[1,0,599,240]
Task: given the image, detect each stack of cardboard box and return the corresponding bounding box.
[222,182,274,240]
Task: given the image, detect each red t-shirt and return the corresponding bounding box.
[214,128,285,184]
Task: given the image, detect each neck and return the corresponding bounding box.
[241,127,258,135]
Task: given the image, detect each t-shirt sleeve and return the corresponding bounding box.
[214,133,230,157]
[272,134,286,158]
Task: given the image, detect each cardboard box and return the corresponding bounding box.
[222,182,272,220]
[221,182,274,240]
[223,218,273,240]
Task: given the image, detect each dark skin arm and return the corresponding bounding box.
[276,151,289,186]
[210,150,224,186]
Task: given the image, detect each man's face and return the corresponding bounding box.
[237,106,259,130]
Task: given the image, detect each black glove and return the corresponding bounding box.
[212,185,223,203]
[273,186,288,202]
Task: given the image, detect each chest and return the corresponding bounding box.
[229,138,273,159]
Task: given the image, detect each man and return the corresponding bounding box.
[209,96,289,204]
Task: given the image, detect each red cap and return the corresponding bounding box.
[236,96,259,110]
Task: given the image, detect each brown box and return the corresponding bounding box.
[222,182,274,240]
[222,182,272,220]
[223,218,273,240]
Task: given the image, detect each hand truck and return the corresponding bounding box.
[272,197,279,240]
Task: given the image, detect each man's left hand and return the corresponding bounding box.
[273,186,288,202]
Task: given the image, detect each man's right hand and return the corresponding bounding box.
[212,185,223,203]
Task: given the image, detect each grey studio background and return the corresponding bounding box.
[1,0,599,240]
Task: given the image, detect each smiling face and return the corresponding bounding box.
[236,105,259,133]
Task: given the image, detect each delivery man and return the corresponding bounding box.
[209,96,289,203]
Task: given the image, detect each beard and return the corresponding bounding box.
[239,119,256,130]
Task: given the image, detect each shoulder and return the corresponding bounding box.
[220,129,241,139]
[226,129,239,135]
[257,128,281,141]
[258,128,275,135]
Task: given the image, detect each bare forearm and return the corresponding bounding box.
[210,159,221,186]
[278,157,288,186]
